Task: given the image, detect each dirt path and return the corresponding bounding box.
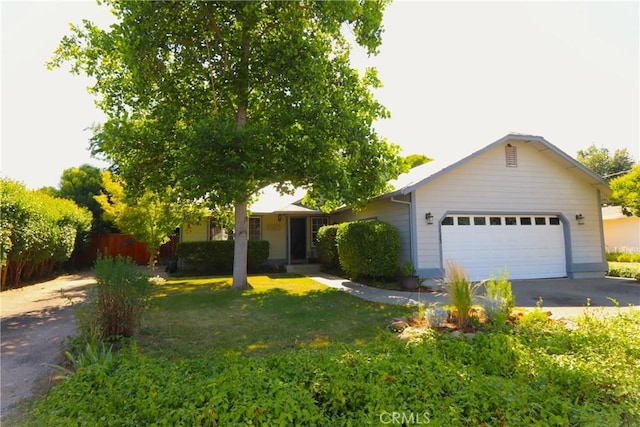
[1,272,95,421]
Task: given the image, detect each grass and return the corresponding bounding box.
[137,274,411,359]
[16,272,640,425]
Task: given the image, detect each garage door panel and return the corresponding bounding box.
[441,214,566,281]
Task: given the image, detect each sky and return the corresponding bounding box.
[1,1,639,190]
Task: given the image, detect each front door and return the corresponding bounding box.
[289,217,307,262]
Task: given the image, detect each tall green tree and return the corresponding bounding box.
[610,165,640,217]
[58,164,116,234]
[50,0,403,289]
[403,154,432,170]
[95,171,204,268]
[576,145,635,180]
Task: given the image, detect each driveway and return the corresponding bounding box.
[1,273,94,421]
[312,274,640,318]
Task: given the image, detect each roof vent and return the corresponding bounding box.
[505,144,517,167]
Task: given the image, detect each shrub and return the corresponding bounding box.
[316,225,340,269]
[443,261,480,328]
[176,240,269,274]
[607,264,640,281]
[482,270,515,323]
[336,220,400,280]
[425,305,448,327]
[607,252,640,263]
[1,179,91,288]
[93,255,152,339]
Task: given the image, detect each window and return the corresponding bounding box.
[209,219,228,240]
[473,216,486,225]
[549,217,560,225]
[490,216,502,225]
[311,217,329,246]
[457,216,470,226]
[442,216,454,226]
[535,217,546,225]
[505,217,517,225]
[505,144,518,167]
[249,217,261,240]
[520,217,532,225]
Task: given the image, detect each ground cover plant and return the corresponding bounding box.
[608,261,640,281]
[25,275,640,426]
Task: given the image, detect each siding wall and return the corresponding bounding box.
[181,220,209,242]
[414,141,606,276]
[332,195,412,264]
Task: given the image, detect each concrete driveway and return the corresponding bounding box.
[509,276,640,317]
[1,273,94,421]
[313,274,640,318]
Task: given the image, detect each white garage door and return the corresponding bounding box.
[441,214,566,281]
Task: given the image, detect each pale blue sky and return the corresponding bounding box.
[2,0,638,189]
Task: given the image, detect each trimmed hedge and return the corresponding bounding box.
[607,264,640,281]
[336,220,400,280]
[607,252,640,263]
[176,240,269,274]
[316,225,340,269]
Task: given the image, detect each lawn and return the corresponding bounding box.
[23,274,640,426]
[137,274,411,359]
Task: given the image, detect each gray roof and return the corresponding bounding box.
[384,133,611,199]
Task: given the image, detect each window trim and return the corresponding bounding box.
[249,217,262,240]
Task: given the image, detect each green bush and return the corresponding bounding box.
[28,312,640,426]
[482,270,515,324]
[336,220,400,280]
[1,179,91,288]
[316,225,340,269]
[608,264,640,281]
[607,252,640,263]
[176,240,269,274]
[93,255,152,339]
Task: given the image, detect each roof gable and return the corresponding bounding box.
[385,133,610,198]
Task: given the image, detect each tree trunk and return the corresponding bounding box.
[231,200,251,290]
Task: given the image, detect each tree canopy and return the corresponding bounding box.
[58,164,116,234]
[403,154,432,170]
[51,0,403,288]
[576,145,635,180]
[95,171,205,267]
[610,165,640,217]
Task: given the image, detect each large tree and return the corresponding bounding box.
[58,164,116,234]
[576,144,635,180]
[610,165,640,217]
[50,0,403,289]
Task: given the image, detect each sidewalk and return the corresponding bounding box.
[309,273,640,319]
[309,273,446,306]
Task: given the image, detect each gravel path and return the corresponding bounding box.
[1,272,94,421]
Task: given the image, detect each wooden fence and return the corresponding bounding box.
[78,233,178,266]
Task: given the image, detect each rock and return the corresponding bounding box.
[389,320,408,332]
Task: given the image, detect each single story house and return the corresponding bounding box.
[602,205,640,253]
[182,133,611,281]
[181,186,331,265]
